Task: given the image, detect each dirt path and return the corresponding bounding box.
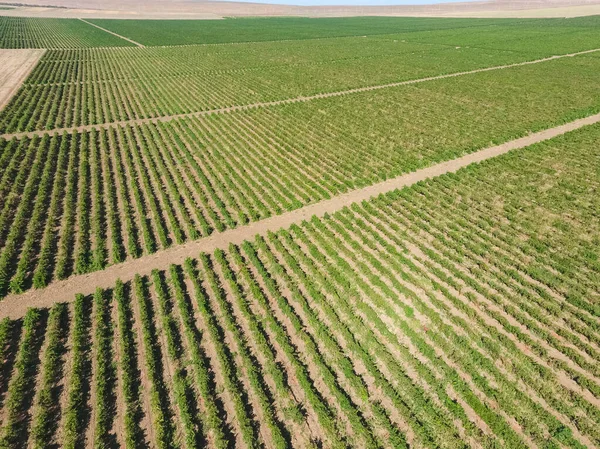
[1,111,599,319]
[0,49,45,111]
[78,19,145,48]
[3,46,600,141]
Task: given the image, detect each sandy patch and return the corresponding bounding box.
[0,49,45,111]
[4,46,600,141]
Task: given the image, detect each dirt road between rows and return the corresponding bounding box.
[3,46,600,140]
[0,49,46,111]
[78,18,145,47]
[1,111,599,319]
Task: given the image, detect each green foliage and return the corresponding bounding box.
[0,17,135,48]
[88,15,600,46]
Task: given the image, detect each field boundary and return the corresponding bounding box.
[1,111,599,319]
[3,46,600,140]
[78,18,145,48]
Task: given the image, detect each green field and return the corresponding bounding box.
[2,25,600,134]
[88,16,510,45]
[1,122,599,448]
[88,15,600,46]
[1,54,600,296]
[0,14,599,449]
[0,15,599,134]
[0,17,135,48]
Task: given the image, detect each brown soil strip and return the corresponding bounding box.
[3,47,600,141]
[1,112,600,319]
[78,19,145,48]
[0,49,45,111]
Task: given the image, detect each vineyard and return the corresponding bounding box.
[0,12,599,449]
[0,123,599,448]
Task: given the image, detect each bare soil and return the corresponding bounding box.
[0,49,45,111]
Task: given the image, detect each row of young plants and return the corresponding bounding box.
[201,251,290,448]
[54,133,81,281]
[151,270,207,448]
[62,294,92,449]
[0,308,45,449]
[358,196,600,443]
[181,260,261,448]
[32,134,72,288]
[29,303,68,449]
[113,280,146,448]
[92,288,116,448]
[132,275,176,449]
[160,267,229,448]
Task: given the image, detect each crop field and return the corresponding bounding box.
[0,13,599,449]
[0,17,135,49]
[0,123,599,448]
[1,53,600,296]
[2,17,600,133]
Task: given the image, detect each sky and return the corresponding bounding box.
[220,0,477,6]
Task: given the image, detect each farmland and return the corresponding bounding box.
[3,17,600,133]
[0,17,135,49]
[0,43,561,133]
[0,122,599,448]
[1,52,600,296]
[0,12,599,449]
[87,15,600,46]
